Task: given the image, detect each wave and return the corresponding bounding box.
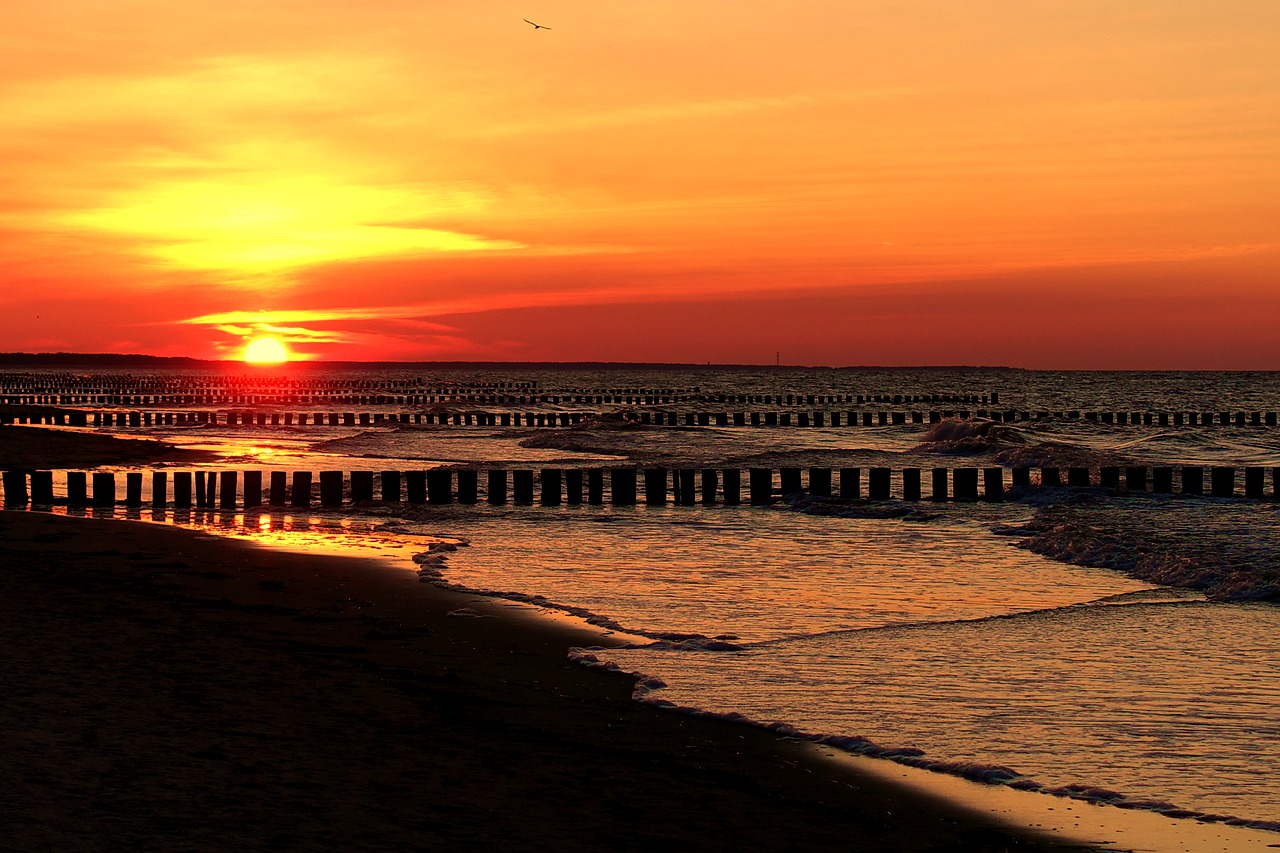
[912,417,1025,456]
[412,546,745,646]
[991,441,1129,470]
[1014,497,1280,602]
[567,647,1280,834]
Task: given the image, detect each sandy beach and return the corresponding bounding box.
[0,422,218,470]
[0,425,1086,852]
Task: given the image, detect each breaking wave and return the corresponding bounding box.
[567,646,1280,833]
[1015,496,1280,602]
[913,418,1025,456]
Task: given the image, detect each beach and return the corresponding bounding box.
[5,366,1280,853]
[0,506,1083,852]
[0,421,1098,851]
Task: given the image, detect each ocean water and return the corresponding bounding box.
[9,365,1280,835]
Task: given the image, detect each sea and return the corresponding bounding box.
[9,365,1280,844]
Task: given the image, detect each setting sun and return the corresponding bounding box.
[243,336,289,364]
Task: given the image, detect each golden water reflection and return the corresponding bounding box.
[51,505,433,568]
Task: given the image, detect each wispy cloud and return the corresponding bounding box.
[462,88,911,138]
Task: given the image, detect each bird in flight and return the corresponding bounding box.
[524,18,551,30]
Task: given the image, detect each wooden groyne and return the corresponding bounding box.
[4,465,1278,509]
[0,373,993,408]
[3,408,1279,429]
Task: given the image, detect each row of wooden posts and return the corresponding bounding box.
[0,388,990,407]
[4,408,1280,429]
[2,394,701,407]
[4,465,1278,509]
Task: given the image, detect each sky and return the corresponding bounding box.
[2,0,1278,367]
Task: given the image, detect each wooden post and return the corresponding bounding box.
[220,471,238,509]
[610,468,637,505]
[902,468,921,501]
[983,468,1004,501]
[427,469,453,504]
[244,471,262,508]
[204,472,218,508]
[93,472,116,506]
[1181,466,1203,495]
[319,471,343,506]
[31,471,54,505]
[486,470,507,505]
[195,471,207,507]
[67,471,88,506]
[173,472,192,508]
[565,469,583,505]
[1125,467,1147,492]
[808,468,832,498]
[839,468,861,500]
[269,471,287,505]
[1011,468,1030,489]
[1244,467,1264,499]
[351,471,374,503]
[722,468,741,505]
[931,468,949,500]
[700,469,718,504]
[540,469,562,505]
[291,471,313,507]
[2,471,28,505]
[1040,468,1060,487]
[149,468,167,507]
[582,468,602,504]
[123,472,143,507]
[644,468,668,505]
[1100,466,1121,489]
[868,467,891,500]
[380,470,401,503]
[513,469,534,504]
[780,468,802,497]
[749,468,773,504]
[1211,467,1235,498]
[457,470,478,504]
[953,468,979,501]
[678,469,696,505]
[1152,467,1174,493]
[1067,467,1091,487]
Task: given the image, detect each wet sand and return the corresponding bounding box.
[0,423,218,470]
[0,508,1092,852]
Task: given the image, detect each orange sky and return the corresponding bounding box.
[2,0,1277,367]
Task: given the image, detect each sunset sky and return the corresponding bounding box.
[2,0,1277,367]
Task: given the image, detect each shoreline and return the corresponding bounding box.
[1,508,1085,851]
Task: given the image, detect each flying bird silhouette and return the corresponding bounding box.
[524,18,551,30]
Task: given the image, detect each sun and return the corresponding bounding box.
[243,336,289,364]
